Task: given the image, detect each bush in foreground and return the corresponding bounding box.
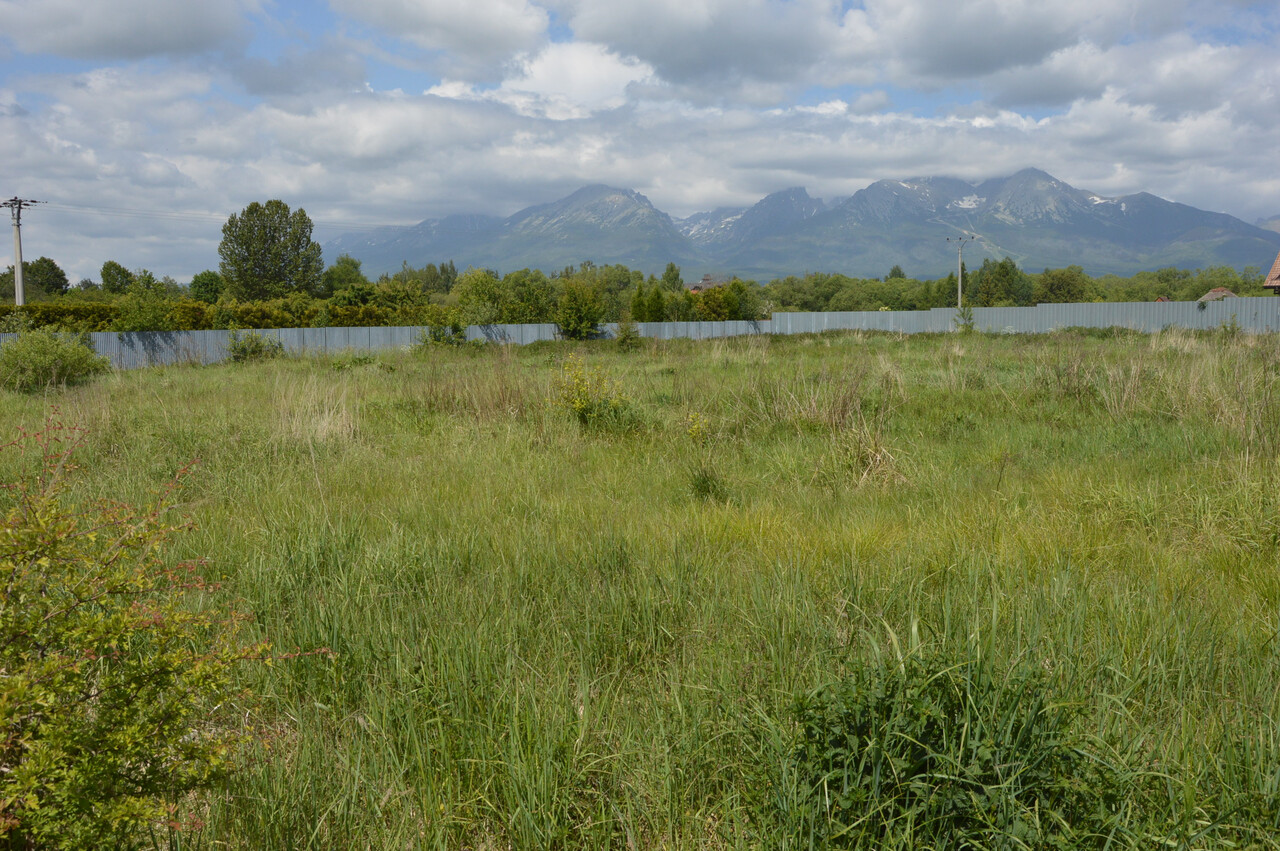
[0,423,260,848]
[0,329,110,392]
[787,648,1129,848]
[553,354,641,432]
[227,329,285,362]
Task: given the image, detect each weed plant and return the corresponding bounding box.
[787,645,1128,848]
[0,330,1278,847]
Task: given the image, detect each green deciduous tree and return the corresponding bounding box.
[1035,265,1088,304]
[25,257,69,297]
[321,254,368,297]
[112,269,175,332]
[504,268,556,324]
[972,257,1031,307]
[219,200,323,301]
[100,261,134,295]
[453,268,506,326]
[1,258,70,300]
[189,270,224,304]
[556,279,603,340]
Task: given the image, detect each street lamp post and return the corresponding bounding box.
[947,235,975,309]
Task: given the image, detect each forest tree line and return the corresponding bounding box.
[2,253,1272,336]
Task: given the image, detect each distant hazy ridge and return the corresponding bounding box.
[327,169,1280,280]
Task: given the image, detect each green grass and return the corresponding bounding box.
[3,328,1280,848]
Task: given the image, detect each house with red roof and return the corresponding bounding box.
[1265,249,1280,291]
[1197,287,1239,302]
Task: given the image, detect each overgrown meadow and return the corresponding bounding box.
[4,328,1279,849]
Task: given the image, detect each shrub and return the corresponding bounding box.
[553,354,640,432]
[0,304,118,333]
[0,312,34,334]
[412,303,465,345]
[225,301,293,330]
[417,323,465,347]
[112,292,173,332]
[614,318,642,351]
[787,648,1128,848]
[166,298,214,331]
[0,329,110,392]
[226,329,284,363]
[0,423,260,848]
[326,304,393,328]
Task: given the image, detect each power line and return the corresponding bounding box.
[41,201,402,232]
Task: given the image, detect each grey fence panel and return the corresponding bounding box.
[4,298,1277,371]
[323,327,348,350]
[527,324,558,344]
[375,327,400,350]
[275,328,307,354]
[297,328,329,353]
[392,326,420,347]
[974,307,1022,333]
[107,331,181,369]
[365,327,388,350]
[644,321,676,340]
[929,308,958,331]
[199,330,228,364]
[471,324,510,344]
[724,320,770,337]
[1012,298,1280,334]
[642,321,667,340]
[343,326,368,351]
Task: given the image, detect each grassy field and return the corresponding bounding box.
[3,328,1279,848]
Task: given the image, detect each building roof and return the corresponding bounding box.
[688,273,728,292]
[1265,249,1280,290]
[1197,287,1239,302]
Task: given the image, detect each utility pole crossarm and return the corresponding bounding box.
[2,198,43,307]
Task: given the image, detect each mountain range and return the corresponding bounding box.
[326,168,1280,281]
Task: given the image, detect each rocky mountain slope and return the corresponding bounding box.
[327,169,1280,280]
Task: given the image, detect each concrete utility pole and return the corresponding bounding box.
[3,198,42,307]
[947,235,975,309]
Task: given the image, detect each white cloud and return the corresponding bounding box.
[555,0,836,93]
[1,0,1278,282]
[232,46,367,98]
[330,0,549,74]
[0,0,253,59]
[429,42,655,119]
[853,0,1189,83]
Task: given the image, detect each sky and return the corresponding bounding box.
[1,0,1278,283]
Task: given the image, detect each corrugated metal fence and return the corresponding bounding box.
[2,298,1276,370]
